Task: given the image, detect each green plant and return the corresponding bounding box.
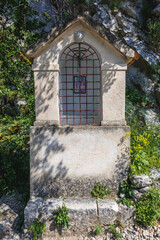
[0,0,50,197]
[136,187,160,226]
[119,180,134,199]
[147,18,160,49]
[129,126,160,176]
[150,63,160,84]
[29,219,46,240]
[126,86,160,177]
[0,117,32,197]
[91,184,110,199]
[117,180,135,207]
[117,197,135,207]
[94,225,102,235]
[114,220,123,228]
[109,224,122,239]
[53,205,70,228]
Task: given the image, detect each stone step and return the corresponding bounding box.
[24,197,135,238]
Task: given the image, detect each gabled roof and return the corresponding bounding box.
[25,13,137,63]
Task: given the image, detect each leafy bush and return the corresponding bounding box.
[29,219,46,240]
[0,0,49,198]
[94,225,102,235]
[53,205,70,228]
[130,126,160,176]
[91,184,110,199]
[126,86,160,177]
[0,117,32,197]
[136,187,160,226]
[147,18,160,50]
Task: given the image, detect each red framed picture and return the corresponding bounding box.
[74,76,86,94]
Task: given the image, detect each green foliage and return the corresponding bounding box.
[109,224,122,239]
[0,118,32,197]
[130,126,160,176]
[126,86,155,112]
[91,184,110,199]
[100,0,124,10]
[150,63,160,84]
[29,219,46,240]
[0,0,50,197]
[141,0,152,23]
[147,18,160,50]
[53,205,70,228]
[94,225,102,235]
[136,187,160,226]
[126,86,160,177]
[117,180,135,207]
[117,197,135,207]
[126,85,160,226]
[119,180,134,199]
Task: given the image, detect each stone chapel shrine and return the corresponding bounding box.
[25,14,137,198]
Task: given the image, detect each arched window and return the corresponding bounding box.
[59,43,101,125]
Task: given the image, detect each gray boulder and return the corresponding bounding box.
[115,12,137,34]
[17,100,27,106]
[121,1,137,19]
[131,175,153,189]
[143,109,160,126]
[150,168,160,181]
[0,203,19,239]
[138,186,150,193]
[127,66,154,94]
[124,36,160,65]
[153,3,160,16]
[132,190,144,202]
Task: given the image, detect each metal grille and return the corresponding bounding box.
[59,43,101,125]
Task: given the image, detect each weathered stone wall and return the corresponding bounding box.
[30,125,130,197]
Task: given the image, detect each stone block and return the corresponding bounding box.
[97,199,118,225]
[24,197,43,228]
[64,198,98,229]
[41,198,63,220]
[118,203,136,225]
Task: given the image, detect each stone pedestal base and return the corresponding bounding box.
[30,125,130,198]
[24,197,135,238]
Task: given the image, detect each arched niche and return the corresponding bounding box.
[59,42,101,125]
